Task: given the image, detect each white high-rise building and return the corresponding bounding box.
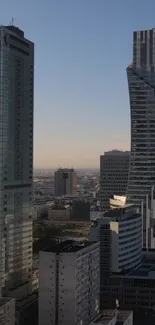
[39,240,100,325]
[100,151,130,211]
[90,204,142,273]
[0,25,34,292]
[89,204,142,307]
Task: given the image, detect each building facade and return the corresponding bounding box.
[90,204,142,274]
[127,28,155,246]
[71,200,90,221]
[0,298,15,325]
[0,25,34,292]
[89,204,142,308]
[101,250,155,325]
[55,168,77,196]
[100,151,130,211]
[39,240,100,325]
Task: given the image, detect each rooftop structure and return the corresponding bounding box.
[43,239,95,253]
[89,310,133,325]
[110,195,127,209]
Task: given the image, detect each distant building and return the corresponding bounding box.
[39,240,100,325]
[55,168,77,196]
[71,200,90,221]
[48,203,71,221]
[89,310,133,325]
[100,151,130,211]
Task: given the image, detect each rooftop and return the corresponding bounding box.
[103,150,130,156]
[92,310,132,325]
[127,256,155,278]
[102,204,141,222]
[56,168,75,172]
[43,240,97,253]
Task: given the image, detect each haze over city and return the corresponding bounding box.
[1,0,155,168]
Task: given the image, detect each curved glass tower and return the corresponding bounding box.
[127,29,155,246]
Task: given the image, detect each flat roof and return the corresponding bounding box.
[43,240,98,253]
[93,310,132,324]
[127,258,155,277]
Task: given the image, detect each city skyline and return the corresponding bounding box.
[1,1,155,168]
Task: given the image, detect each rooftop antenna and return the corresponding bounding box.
[10,17,15,26]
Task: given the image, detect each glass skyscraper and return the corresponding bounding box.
[0,25,34,293]
[127,29,155,246]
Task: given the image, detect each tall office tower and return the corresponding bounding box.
[127,29,155,246]
[89,204,142,306]
[0,25,34,292]
[39,240,100,325]
[100,151,130,211]
[55,168,77,196]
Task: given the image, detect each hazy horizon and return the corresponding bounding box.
[3,0,154,168]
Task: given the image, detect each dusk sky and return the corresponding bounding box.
[1,0,155,168]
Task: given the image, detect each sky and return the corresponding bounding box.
[1,0,155,168]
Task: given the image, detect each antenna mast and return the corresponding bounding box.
[10,17,15,26]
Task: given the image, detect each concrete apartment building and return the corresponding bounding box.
[55,168,77,196]
[100,151,130,211]
[39,240,100,325]
[0,24,34,293]
[127,28,155,248]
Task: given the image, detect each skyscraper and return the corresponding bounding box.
[100,150,129,211]
[127,29,155,246]
[0,25,34,292]
[55,168,77,196]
